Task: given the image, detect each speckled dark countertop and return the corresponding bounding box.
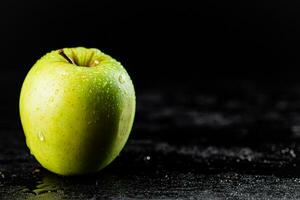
[2,81,300,199]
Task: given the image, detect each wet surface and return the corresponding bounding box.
[2,81,300,199]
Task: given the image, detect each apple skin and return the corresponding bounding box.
[19,47,135,175]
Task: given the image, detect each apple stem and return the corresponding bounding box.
[59,49,77,65]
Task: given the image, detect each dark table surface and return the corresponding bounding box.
[2,80,300,199]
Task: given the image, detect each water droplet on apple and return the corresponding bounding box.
[94,60,100,65]
[118,74,125,84]
[38,132,45,142]
[59,71,69,76]
[49,96,54,102]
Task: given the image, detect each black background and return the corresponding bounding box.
[2,0,300,127]
[2,0,300,83]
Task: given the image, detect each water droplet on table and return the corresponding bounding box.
[144,156,151,161]
[0,171,5,178]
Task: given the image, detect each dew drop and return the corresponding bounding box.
[144,156,151,161]
[0,171,5,178]
[118,74,125,84]
[38,132,45,142]
[94,60,100,65]
[60,71,69,76]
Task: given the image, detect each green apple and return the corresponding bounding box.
[19,47,135,176]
